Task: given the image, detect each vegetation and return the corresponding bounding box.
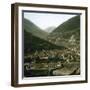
[24,29,66,54]
[24,18,48,40]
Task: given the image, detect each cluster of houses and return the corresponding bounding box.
[24,47,80,70]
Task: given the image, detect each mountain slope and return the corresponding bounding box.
[24,18,48,39]
[47,15,80,47]
[51,15,80,34]
[24,29,66,54]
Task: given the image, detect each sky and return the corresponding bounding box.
[24,12,77,30]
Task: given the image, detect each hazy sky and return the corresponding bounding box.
[24,12,77,30]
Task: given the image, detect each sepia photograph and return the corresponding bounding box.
[23,11,80,77]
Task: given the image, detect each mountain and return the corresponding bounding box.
[24,18,48,40]
[24,29,66,54]
[45,26,56,33]
[47,15,80,47]
[24,15,80,54]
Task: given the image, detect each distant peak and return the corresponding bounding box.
[45,26,56,33]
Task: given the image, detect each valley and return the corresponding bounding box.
[24,15,80,77]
